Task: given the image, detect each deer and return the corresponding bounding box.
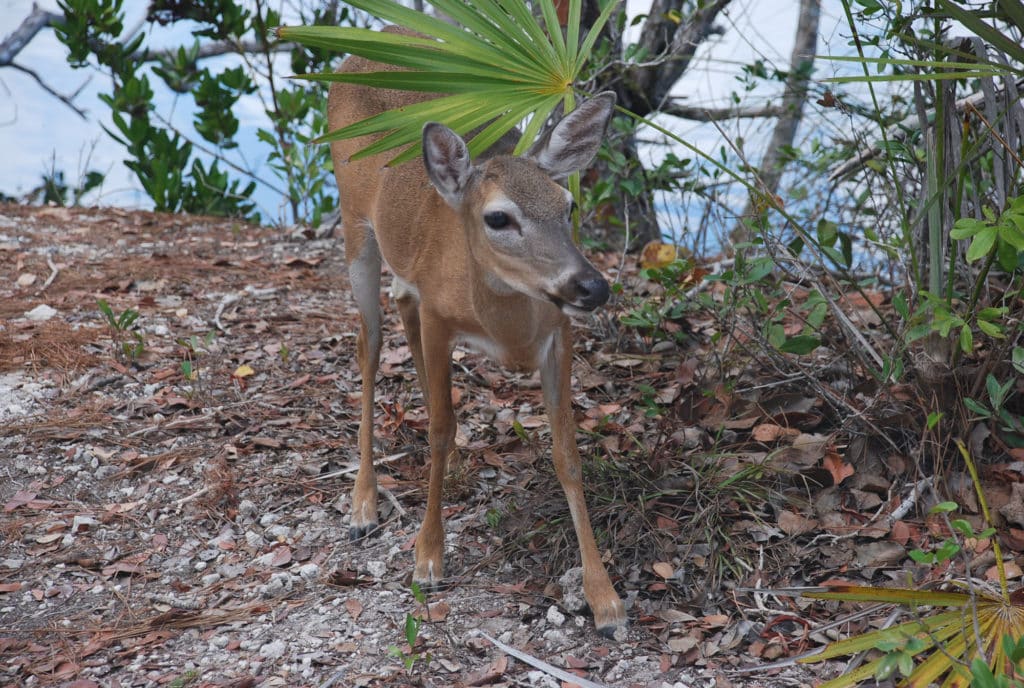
[327,29,627,636]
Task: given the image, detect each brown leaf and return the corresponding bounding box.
[752,424,791,442]
[344,598,363,621]
[465,655,507,686]
[0,582,22,593]
[890,520,913,546]
[652,562,674,579]
[777,510,818,536]
[4,490,56,512]
[823,452,854,485]
[414,600,451,622]
[270,546,292,567]
[988,561,1023,581]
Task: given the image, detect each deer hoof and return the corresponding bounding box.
[348,522,379,541]
[593,600,628,639]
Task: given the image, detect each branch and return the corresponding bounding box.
[634,0,734,113]
[10,62,88,120]
[133,39,297,64]
[0,3,62,66]
[828,76,1024,182]
[660,100,787,121]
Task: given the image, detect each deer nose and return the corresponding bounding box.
[576,276,610,310]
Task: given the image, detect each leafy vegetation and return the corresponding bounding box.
[49,0,343,224]
[8,0,1024,683]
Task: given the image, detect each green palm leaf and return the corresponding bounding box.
[276,0,620,165]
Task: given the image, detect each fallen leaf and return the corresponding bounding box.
[652,562,674,579]
[987,561,1023,581]
[465,655,507,686]
[233,364,255,378]
[823,451,854,485]
[777,510,818,536]
[415,600,451,622]
[270,546,292,567]
[345,598,363,620]
[0,582,22,593]
[752,424,792,442]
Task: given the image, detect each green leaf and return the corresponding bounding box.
[963,397,992,418]
[778,335,821,355]
[977,319,1005,339]
[965,228,997,262]
[958,324,973,354]
[950,217,989,239]
[278,0,622,164]
[892,293,910,320]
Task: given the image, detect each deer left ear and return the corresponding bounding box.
[528,92,616,181]
[423,122,473,206]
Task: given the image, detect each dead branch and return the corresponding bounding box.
[829,76,1024,182]
[0,3,62,66]
[661,100,787,121]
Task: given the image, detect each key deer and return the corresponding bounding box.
[328,31,626,635]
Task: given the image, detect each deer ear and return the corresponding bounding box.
[528,92,616,181]
[423,122,473,206]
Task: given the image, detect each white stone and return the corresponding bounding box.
[24,304,57,321]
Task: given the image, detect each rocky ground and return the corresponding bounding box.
[0,203,900,687]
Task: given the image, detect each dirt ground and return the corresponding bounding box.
[0,203,884,687]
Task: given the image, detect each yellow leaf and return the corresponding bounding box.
[233,364,255,378]
[640,241,680,270]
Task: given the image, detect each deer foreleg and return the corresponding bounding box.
[540,324,627,636]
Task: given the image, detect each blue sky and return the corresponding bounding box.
[0,0,855,231]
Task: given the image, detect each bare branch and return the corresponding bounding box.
[626,0,734,114]
[134,39,297,64]
[0,3,62,66]
[9,62,87,119]
[829,76,1024,182]
[661,100,788,121]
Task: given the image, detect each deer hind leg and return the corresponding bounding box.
[412,314,455,589]
[347,225,383,541]
[393,277,428,407]
[540,325,627,636]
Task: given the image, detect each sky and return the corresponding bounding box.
[0,0,857,230]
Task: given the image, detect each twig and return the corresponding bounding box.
[213,293,241,332]
[9,62,88,119]
[37,253,59,292]
[829,76,1024,182]
[380,486,407,518]
[475,631,611,688]
[173,486,211,508]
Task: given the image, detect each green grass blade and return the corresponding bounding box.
[537,0,568,65]
[513,99,561,156]
[416,0,555,75]
[816,658,883,688]
[824,70,1009,84]
[936,0,1024,65]
[296,70,537,92]
[565,0,582,62]
[806,586,975,607]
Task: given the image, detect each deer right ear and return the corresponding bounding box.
[528,92,616,181]
[423,123,473,206]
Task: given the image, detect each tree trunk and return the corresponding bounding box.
[577,0,735,248]
[732,0,820,243]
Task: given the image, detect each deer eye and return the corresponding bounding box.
[484,211,511,229]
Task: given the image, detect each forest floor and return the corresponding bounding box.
[1,204,1019,688]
